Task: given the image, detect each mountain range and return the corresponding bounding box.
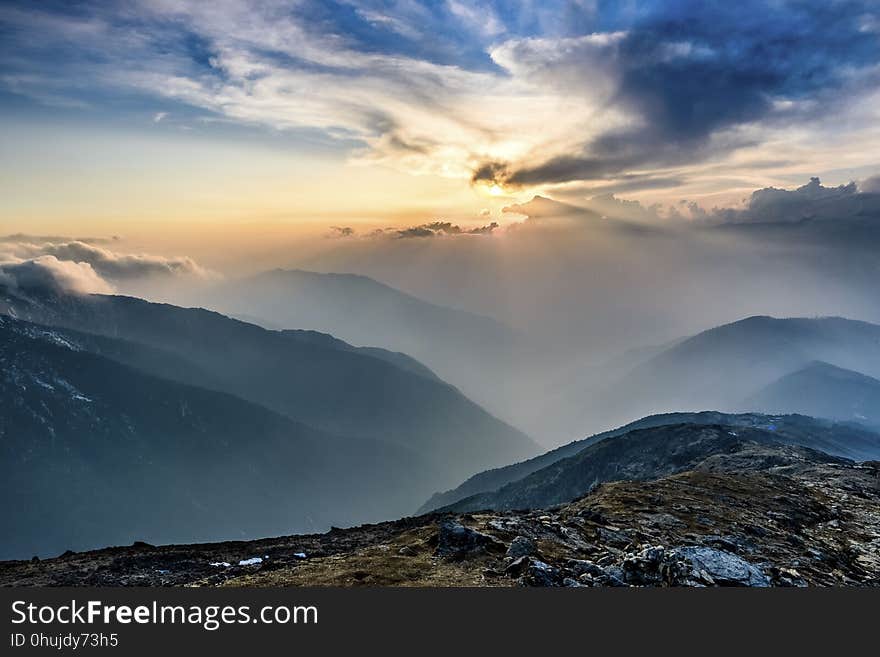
[4,274,880,565]
[0,283,537,558]
[195,269,525,418]
[548,315,880,438]
[0,315,439,559]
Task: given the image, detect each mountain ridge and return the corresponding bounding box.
[419,410,880,513]
[0,284,538,486]
[0,314,440,559]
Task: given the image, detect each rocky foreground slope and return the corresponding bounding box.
[2,433,878,587]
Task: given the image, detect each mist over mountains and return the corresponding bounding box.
[194,268,525,418]
[0,315,436,559]
[0,282,536,559]
[2,175,880,563]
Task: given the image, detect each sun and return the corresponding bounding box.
[488,184,505,196]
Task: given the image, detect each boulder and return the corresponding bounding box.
[523,560,562,587]
[664,546,770,587]
[566,559,605,579]
[506,536,538,560]
[622,545,666,585]
[435,520,504,559]
[504,555,531,577]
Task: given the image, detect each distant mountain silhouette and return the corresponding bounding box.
[0,284,537,489]
[0,316,441,559]
[196,269,523,416]
[420,411,880,512]
[592,316,880,428]
[744,361,880,427]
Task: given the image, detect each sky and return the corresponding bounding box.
[2,0,880,242]
[2,1,880,444]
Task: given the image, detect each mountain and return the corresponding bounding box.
[6,435,877,587]
[419,411,880,512]
[435,417,880,513]
[0,315,441,560]
[194,269,524,418]
[0,284,537,487]
[592,316,880,428]
[744,361,880,427]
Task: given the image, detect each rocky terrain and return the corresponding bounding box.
[3,434,878,587]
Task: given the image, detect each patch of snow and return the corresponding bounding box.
[209,562,231,568]
[72,394,92,403]
[293,552,307,559]
[34,378,55,391]
[238,557,263,566]
[35,329,80,351]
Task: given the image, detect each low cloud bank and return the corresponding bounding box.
[0,236,214,296]
[0,256,114,295]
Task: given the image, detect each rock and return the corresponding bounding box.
[701,536,744,552]
[596,527,633,548]
[621,545,666,585]
[506,536,538,560]
[397,545,417,556]
[599,565,628,587]
[664,547,770,587]
[523,560,562,587]
[562,577,583,587]
[435,520,504,559]
[769,566,809,587]
[579,509,606,524]
[566,559,605,579]
[505,555,531,577]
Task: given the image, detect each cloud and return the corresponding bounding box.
[860,175,880,194]
[479,5,880,192]
[503,177,880,228]
[0,256,114,295]
[328,226,356,238]
[2,1,879,200]
[707,177,880,224]
[4,238,212,281]
[0,234,119,245]
[393,221,499,238]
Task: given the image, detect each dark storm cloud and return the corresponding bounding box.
[471,161,511,185]
[481,1,880,187]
